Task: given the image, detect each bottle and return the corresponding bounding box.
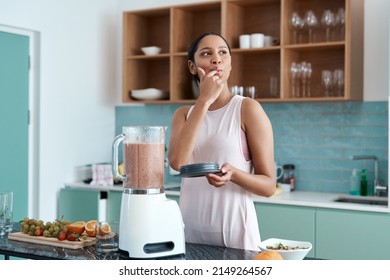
[360,169,368,196]
[349,169,360,195]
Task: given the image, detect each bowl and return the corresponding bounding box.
[141,46,161,55]
[258,238,312,260]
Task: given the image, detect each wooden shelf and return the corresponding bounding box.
[122,0,363,103]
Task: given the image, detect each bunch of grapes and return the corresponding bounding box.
[19,217,71,238]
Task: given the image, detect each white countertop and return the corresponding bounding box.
[164,185,390,214]
[65,182,390,214]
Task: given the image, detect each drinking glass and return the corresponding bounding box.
[245,86,256,99]
[321,10,336,42]
[290,62,300,97]
[290,12,304,44]
[335,8,345,40]
[0,192,13,247]
[333,69,344,96]
[96,221,119,253]
[321,70,333,97]
[304,10,318,43]
[301,62,312,97]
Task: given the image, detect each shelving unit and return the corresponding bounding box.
[122,0,363,103]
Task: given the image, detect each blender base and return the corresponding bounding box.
[119,192,186,259]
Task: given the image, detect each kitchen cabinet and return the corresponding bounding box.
[166,194,180,204]
[255,203,315,258]
[316,208,390,260]
[255,201,390,260]
[122,0,363,103]
[58,188,122,222]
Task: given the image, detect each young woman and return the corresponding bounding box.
[168,32,276,251]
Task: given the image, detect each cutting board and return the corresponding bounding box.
[9,232,96,249]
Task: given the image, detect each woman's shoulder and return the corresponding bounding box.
[241,97,270,124]
[173,105,192,118]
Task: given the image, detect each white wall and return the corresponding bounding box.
[0,0,117,221]
[0,0,388,221]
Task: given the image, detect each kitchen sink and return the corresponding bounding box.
[333,196,388,206]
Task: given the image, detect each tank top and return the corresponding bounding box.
[179,95,261,251]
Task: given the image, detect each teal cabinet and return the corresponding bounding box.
[255,203,315,258]
[58,188,100,221]
[316,209,390,260]
[166,194,179,204]
[107,191,122,222]
[58,188,122,222]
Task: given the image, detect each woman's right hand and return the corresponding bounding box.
[197,67,224,105]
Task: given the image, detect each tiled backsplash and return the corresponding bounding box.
[116,101,388,195]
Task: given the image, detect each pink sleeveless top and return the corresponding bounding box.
[179,95,261,250]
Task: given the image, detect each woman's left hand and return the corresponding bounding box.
[206,163,233,187]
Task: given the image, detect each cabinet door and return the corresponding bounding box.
[166,194,180,204]
[316,209,390,260]
[58,189,99,222]
[255,203,315,257]
[107,191,122,222]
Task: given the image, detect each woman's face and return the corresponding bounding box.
[190,35,232,82]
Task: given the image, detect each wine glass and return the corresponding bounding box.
[335,8,345,41]
[304,10,318,43]
[333,69,344,96]
[321,10,336,42]
[300,62,309,97]
[322,70,333,97]
[290,12,304,44]
[300,62,312,98]
[290,62,300,97]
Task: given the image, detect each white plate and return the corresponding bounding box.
[131,88,168,100]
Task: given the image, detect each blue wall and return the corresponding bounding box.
[116,101,388,195]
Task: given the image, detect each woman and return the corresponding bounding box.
[168,32,276,251]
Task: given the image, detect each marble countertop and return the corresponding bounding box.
[64,182,390,214]
[1,223,257,260]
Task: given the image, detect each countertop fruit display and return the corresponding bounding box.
[18,217,97,241]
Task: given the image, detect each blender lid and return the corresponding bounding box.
[176,162,221,178]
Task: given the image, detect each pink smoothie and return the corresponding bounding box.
[124,143,165,189]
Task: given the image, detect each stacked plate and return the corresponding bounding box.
[175,162,221,178]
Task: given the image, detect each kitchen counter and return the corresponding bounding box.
[1,223,258,260]
[165,186,390,214]
[64,182,389,214]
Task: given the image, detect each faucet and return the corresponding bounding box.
[351,155,388,197]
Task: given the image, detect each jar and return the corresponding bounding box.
[282,164,295,191]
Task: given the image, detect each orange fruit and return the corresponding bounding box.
[253,251,284,260]
[66,221,85,235]
[85,220,97,237]
[98,222,111,236]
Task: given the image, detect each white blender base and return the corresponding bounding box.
[119,192,186,259]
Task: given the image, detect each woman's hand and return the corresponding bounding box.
[206,162,233,188]
[197,67,224,105]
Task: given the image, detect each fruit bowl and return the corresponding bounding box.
[258,238,312,260]
[141,46,161,55]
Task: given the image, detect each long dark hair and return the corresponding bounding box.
[187,32,231,83]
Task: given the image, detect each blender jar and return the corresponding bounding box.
[112,126,166,193]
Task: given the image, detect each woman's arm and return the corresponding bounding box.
[169,68,225,171]
[168,103,208,171]
[207,98,276,197]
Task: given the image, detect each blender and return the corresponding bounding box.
[112,126,185,259]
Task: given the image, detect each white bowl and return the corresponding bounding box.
[131,88,168,100]
[258,238,312,260]
[141,46,161,55]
